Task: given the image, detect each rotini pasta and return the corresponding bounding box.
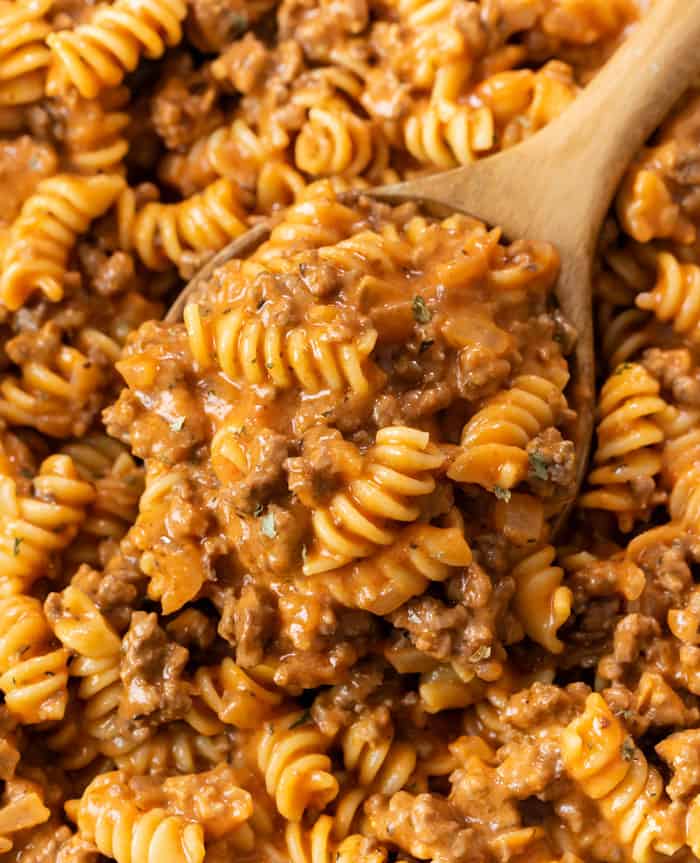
[449,375,567,492]
[256,713,339,822]
[0,595,69,723]
[581,362,666,529]
[0,173,125,310]
[561,694,671,863]
[511,546,573,654]
[46,0,187,98]
[303,426,445,575]
[0,0,51,108]
[185,301,379,395]
[0,454,95,595]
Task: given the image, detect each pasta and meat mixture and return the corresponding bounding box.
[5,0,700,860]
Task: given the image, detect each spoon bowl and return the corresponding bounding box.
[168,0,700,526]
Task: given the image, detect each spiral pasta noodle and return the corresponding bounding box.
[581,363,666,529]
[186,301,379,396]
[0,0,51,108]
[46,0,187,99]
[561,693,670,863]
[0,595,69,723]
[61,88,131,174]
[448,375,567,491]
[194,658,283,728]
[120,178,247,271]
[326,521,472,615]
[0,173,125,310]
[0,454,95,595]
[286,815,387,863]
[511,545,573,654]
[404,103,494,168]
[303,426,445,575]
[341,711,417,791]
[77,772,205,863]
[256,712,339,822]
[0,341,102,437]
[636,251,700,344]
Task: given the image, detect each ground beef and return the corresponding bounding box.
[389,564,512,680]
[495,734,563,798]
[216,582,277,668]
[526,427,576,488]
[286,426,362,508]
[0,136,57,228]
[12,823,75,863]
[657,729,700,799]
[311,658,385,736]
[120,612,192,721]
[55,833,100,863]
[160,765,252,838]
[186,0,261,52]
[364,792,482,863]
[604,673,699,737]
[77,249,135,298]
[165,608,216,651]
[633,539,693,620]
[152,61,222,150]
[210,33,271,94]
[505,682,587,731]
[227,429,290,514]
[642,347,700,405]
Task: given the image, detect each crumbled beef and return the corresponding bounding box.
[120,612,191,721]
[210,33,271,93]
[526,427,576,487]
[612,614,661,665]
[186,0,260,52]
[56,832,100,863]
[657,729,700,799]
[286,426,362,508]
[364,792,481,863]
[505,682,587,731]
[161,765,253,838]
[227,429,289,514]
[0,136,58,226]
[12,823,75,863]
[216,582,277,668]
[166,609,216,651]
[496,734,562,798]
[152,70,221,150]
[311,658,385,736]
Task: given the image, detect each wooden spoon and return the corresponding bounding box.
[168,0,700,518]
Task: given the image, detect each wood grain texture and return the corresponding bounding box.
[169,0,700,526]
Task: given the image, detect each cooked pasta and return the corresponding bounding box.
[561,694,672,863]
[185,301,379,395]
[449,375,568,492]
[0,595,69,723]
[46,0,187,98]
[0,173,125,310]
[77,772,205,863]
[580,362,667,529]
[0,0,51,108]
[0,453,95,595]
[256,713,339,822]
[511,545,573,654]
[1,1,700,860]
[303,426,445,575]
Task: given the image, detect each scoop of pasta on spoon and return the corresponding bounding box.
[168,0,700,526]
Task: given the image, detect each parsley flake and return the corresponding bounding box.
[170,416,185,432]
[289,709,312,729]
[412,296,432,324]
[529,451,549,481]
[493,485,511,502]
[260,511,276,538]
[13,537,22,556]
[253,503,264,517]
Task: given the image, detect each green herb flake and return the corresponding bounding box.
[621,738,636,761]
[493,485,511,502]
[13,537,22,556]
[253,503,264,517]
[412,296,432,324]
[260,511,276,539]
[170,416,186,432]
[419,339,434,354]
[529,451,549,481]
[289,709,312,729]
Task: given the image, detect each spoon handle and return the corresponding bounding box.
[547,0,700,195]
[378,0,700,242]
